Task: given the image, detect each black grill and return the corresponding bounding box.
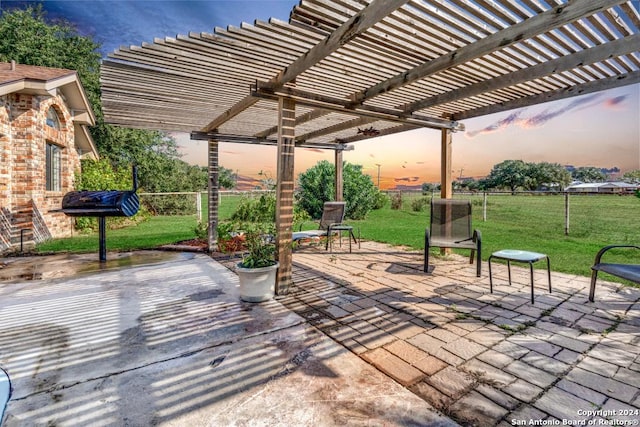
[61,190,139,217]
[59,167,140,262]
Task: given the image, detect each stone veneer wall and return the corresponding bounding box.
[0,92,80,245]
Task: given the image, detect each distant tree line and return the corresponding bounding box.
[0,5,237,193]
[422,161,640,193]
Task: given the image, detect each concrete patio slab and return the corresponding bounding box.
[0,252,454,426]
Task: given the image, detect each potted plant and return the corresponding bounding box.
[235,222,279,302]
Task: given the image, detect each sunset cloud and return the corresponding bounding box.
[465,111,524,138]
[465,94,629,138]
[394,176,420,183]
[604,95,628,110]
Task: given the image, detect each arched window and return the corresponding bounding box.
[46,107,61,130]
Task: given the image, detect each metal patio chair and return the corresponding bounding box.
[293,201,357,252]
[424,198,482,277]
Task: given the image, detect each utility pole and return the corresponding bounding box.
[375,164,381,188]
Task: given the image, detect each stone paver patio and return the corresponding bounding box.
[219,240,640,426]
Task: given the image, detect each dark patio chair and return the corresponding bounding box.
[293,201,357,251]
[589,244,640,302]
[424,198,482,277]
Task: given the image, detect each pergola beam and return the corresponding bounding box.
[335,123,419,144]
[252,83,464,131]
[351,0,627,105]
[203,0,410,132]
[454,70,640,121]
[296,117,378,143]
[190,131,354,150]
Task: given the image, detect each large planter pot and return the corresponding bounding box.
[236,262,279,302]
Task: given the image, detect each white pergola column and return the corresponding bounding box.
[334,149,343,201]
[207,138,219,251]
[275,97,295,294]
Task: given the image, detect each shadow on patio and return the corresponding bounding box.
[218,240,640,426]
[0,251,451,426]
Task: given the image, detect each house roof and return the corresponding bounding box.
[566,181,638,189]
[0,62,98,158]
[100,0,639,149]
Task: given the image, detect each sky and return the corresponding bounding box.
[3,0,639,189]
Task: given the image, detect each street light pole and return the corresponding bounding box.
[375,164,381,188]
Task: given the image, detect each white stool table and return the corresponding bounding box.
[488,249,551,304]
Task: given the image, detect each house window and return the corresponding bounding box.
[46,107,61,129]
[46,142,61,191]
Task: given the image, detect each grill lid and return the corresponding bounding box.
[61,190,140,217]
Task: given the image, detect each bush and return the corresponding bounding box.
[410,197,429,212]
[372,191,388,210]
[231,193,276,223]
[74,159,148,232]
[296,160,382,220]
[141,194,197,216]
[390,192,402,210]
[194,221,208,239]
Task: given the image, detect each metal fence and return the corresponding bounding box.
[385,190,639,241]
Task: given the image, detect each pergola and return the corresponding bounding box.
[100,0,639,293]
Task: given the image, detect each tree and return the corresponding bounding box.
[219,166,236,189]
[421,182,437,194]
[526,162,572,190]
[482,160,529,192]
[0,5,101,107]
[296,160,381,220]
[572,167,607,183]
[0,5,212,194]
[623,169,640,183]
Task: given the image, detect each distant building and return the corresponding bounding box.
[564,181,639,193]
[0,62,97,253]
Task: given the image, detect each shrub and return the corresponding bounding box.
[74,159,148,232]
[390,192,402,210]
[231,193,276,223]
[410,197,429,212]
[372,191,388,210]
[296,160,382,220]
[194,221,208,239]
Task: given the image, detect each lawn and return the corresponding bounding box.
[36,192,639,281]
[350,193,639,278]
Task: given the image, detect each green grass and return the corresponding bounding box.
[35,193,639,282]
[348,193,639,280]
[36,216,199,253]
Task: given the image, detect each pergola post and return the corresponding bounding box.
[334,149,343,201]
[207,138,219,251]
[440,128,453,199]
[275,97,296,294]
[440,128,453,256]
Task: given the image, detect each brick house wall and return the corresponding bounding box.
[0,92,81,246]
[0,97,11,250]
